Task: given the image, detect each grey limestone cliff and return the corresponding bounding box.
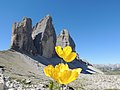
[10,17,36,55]
[56,29,75,51]
[32,15,56,58]
[11,15,57,58]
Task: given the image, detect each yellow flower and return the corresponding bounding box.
[55,46,77,62]
[44,63,82,85]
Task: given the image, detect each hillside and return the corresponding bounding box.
[0,50,46,82]
[0,50,120,90]
[0,50,101,80]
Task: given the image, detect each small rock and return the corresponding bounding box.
[25,79,32,84]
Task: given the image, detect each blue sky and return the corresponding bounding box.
[0,0,120,64]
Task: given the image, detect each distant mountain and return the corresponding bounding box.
[93,64,120,75]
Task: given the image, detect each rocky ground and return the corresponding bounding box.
[1,72,120,90]
[0,51,120,90]
[72,74,120,90]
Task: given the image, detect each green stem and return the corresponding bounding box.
[49,80,53,90]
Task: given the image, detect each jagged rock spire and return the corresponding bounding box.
[10,17,36,55]
[32,15,56,58]
[56,29,76,51]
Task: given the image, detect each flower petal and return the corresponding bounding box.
[44,65,54,77]
[63,52,77,62]
[63,46,72,57]
[73,68,82,74]
[55,46,64,58]
[51,69,59,81]
[58,70,72,84]
[67,71,79,84]
[55,63,69,72]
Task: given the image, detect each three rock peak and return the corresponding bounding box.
[10,15,75,58]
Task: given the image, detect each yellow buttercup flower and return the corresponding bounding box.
[44,63,82,85]
[55,46,77,62]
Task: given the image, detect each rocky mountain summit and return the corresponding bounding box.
[11,15,75,58]
[10,15,102,74]
[56,29,75,51]
[11,15,56,58]
[32,15,56,58]
[11,17,36,55]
